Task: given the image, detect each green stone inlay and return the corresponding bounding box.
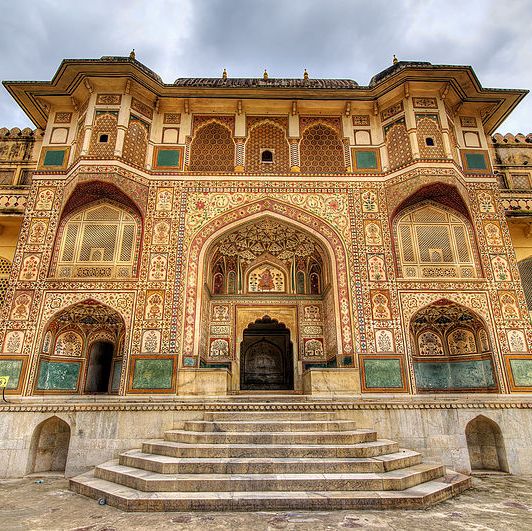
[132,358,173,389]
[465,152,487,170]
[364,358,403,388]
[43,149,66,167]
[156,149,180,167]
[355,150,378,169]
[414,359,495,390]
[0,359,23,389]
[111,360,122,391]
[37,361,80,391]
[509,359,532,387]
[183,357,196,367]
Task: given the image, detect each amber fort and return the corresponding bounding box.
[0,52,531,510]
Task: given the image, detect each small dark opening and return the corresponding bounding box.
[85,341,114,393]
[99,134,109,143]
[261,150,274,163]
[425,137,435,146]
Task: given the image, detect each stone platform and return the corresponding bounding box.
[69,409,470,511]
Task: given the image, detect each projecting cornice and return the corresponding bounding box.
[3,55,528,133]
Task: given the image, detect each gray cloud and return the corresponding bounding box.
[1,0,530,132]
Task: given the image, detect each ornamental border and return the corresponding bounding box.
[1,400,531,413]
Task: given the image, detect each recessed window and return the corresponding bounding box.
[261,149,274,163]
[99,134,109,143]
[425,137,435,146]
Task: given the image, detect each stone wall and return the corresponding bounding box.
[0,398,531,478]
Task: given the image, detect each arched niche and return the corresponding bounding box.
[466,415,509,473]
[27,416,71,475]
[189,121,235,172]
[410,299,498,393]
[35,300,125,395]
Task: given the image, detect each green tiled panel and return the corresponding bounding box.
[509,359,532,387]
[43,149,66,167]
[465,152,487,170]
[0,359,23,389]
[156,149,180,167]
[414,359,495,390]
[132,358,173,389]
[37,361,80,391]
[363,358,403,388]
[111,360,122,391]
[355,150,378,169]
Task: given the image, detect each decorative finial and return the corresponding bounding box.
[393,54,398,65]
[303,69,309,80]
[222,68,227,80]
[263,69,268,80]
[129,49,136,60]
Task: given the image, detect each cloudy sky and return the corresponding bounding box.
[1,0,531,132]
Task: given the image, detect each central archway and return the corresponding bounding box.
[240,316,294,391]
[181,200,354,392]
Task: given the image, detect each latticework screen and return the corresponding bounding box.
[57,203,137,278]
[517,258,532,310]
[510,173,532,190]
[0,257,12,306]
[397,204,475,278]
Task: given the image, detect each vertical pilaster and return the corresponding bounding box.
[404,97,420,159]
[114,94,131,157]
[80,93,97,156]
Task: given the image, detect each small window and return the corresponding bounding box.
[261,149,274,163]
[425,137,435,146]
[99,134,109,143]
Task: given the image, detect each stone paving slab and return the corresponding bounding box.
[0,475,531,530]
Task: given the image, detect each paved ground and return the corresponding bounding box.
[1,475,531,530]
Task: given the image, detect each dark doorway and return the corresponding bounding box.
[85,341,114,393]
[240,315,293,390]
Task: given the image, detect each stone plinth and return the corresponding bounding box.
[177,369,230,396]
[303,368,361,396]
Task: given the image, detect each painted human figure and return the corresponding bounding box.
[258,268,274,291]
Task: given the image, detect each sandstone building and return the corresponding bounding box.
[0,55,531,507]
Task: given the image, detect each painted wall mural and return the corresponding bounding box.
[0,143,531,395]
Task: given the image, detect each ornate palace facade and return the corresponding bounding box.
[0,56,532,483]
[0,56,532,488]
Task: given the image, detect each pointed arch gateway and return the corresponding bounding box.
[180,199,354,392]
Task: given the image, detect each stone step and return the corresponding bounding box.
[70,470,472,511]
[119,449,423,474]
[94,460,446,493]
[204,410,341,421]
[142,439,401,459]
[182,419,360,432]
[163,429,377,445]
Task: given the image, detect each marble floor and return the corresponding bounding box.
[0,474,531,530]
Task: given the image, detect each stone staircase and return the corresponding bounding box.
[70,410,471,511]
